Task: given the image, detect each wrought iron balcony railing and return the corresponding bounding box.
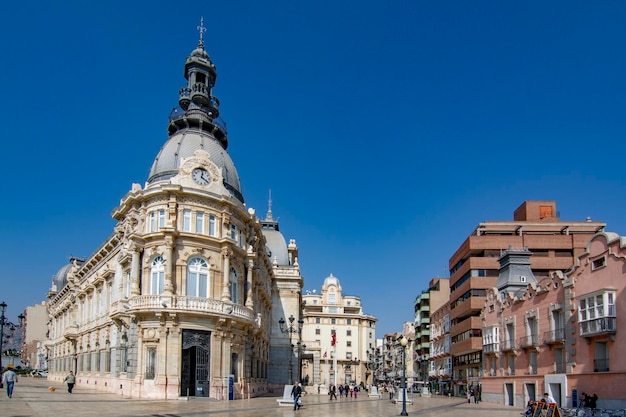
[544,328,565,344]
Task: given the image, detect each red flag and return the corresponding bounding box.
[331,333,337,347]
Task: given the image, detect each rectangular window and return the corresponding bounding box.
[347,330,352,336]
[578,291,616,336]
[183,210,191,232]
[315,318,320,324]
[331,318,336,325]
[121,347,128,373]
[149,211,157,232]
[328,293,336,305]
[315,329,320,335]
[196,212,205,234]
[347,341,352,347]
[145,347,156,380]
[158,210,166,229]
[231,224,237,240]
[347,319,352,325]
[209,215,216,236]
[592,257,606,270]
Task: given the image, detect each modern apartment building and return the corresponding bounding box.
[447,200,604,396]
[413,278,449,384]
[20,302,48,369]
[429,300,451,394]
[481,231,626,410]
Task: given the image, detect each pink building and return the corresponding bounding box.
[481,232,626,410]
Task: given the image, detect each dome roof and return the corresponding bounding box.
[147,129,243,201]
[52,257,85,290]
[52,263,73,290]
[324,273,341,288]
[262,228,289,266]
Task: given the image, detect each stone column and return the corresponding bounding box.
[130,244,141,296]
[246,259,254,308]
[212,332,223,399]
[164,236,175,295]
[221,249,231,301]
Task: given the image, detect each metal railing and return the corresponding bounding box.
[580,317,616,337]
[594,358,609,372]
[501,339,516,351]
[519,334,540,348]
[544,328,566,344]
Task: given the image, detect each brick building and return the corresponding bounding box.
[447,200,604,396]
[481,231,626,410]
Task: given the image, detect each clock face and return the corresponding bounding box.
[192,168,210,185]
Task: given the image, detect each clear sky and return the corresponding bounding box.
[1,1,625,335]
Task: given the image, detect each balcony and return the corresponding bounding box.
[555,362,566,373]
[544,328,565,344]
[483,343,499,354]
[580,317,616,337]
[519,334,540,349]
[501,339,516,351]
[63,325,79,340]
[594,358,609,372]
[128,295,256,323]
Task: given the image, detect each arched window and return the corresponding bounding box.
[230,267,239,304]
[150,256,165,294]
[187,257,209,297]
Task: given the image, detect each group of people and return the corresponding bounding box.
[467,387,479,403]
[523,393,557,417]
[1,369,76,398]
[326,383,363,400]
[578,392,599,412]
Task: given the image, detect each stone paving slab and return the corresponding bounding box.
[1,377,525,417]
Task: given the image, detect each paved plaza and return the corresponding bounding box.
[1,378,525,417]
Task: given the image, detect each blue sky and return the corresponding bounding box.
[1,1,625,335]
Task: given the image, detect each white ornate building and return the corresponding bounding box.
[301,274,377,389]
[45,23,303,400]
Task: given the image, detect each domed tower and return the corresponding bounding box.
[46,20,280,401]
[147,18,243,202]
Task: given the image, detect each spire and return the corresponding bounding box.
[197,17,206,50]
[167,19,228,149]
[262,189,279,231]
[266,189,274,221]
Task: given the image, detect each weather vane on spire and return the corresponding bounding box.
[197,17,207,48]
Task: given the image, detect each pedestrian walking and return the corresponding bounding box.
[64,370,76,394]
[2,368,18,398]
[291,381,302,410]
[329,383,337,400]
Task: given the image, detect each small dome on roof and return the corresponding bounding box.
[191,47,209,59]
[324,273,340,288]
[262,228,289,266]
[52,257,85,290]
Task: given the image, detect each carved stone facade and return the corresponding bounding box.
[45,25,302,400]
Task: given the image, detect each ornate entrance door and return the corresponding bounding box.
[181,330,211,397]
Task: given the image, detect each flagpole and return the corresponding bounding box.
[333,343,337,386]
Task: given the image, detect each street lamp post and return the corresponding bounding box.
[17,314,25,366]
[399,336,409,416]
[279,315,304,384]
[0,301,7,369]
